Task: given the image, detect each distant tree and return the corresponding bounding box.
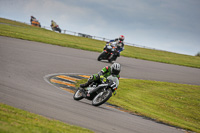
[195,52,200,57]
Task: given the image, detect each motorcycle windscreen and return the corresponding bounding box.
[107,45,112,49]
[107,75,119,87]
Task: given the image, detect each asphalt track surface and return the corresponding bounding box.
[1,36,199,133]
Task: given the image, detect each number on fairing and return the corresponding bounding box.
[111,82,117,89]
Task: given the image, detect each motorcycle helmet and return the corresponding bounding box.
[111,63,121,75]
[119,35,125,41]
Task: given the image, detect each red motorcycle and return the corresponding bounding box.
[97,42,119,63]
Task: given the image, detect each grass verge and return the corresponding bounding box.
[0,17,200,68]
[76,79,200,133]
[0,103,93,133]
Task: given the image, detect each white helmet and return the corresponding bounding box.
[111,63,121,75]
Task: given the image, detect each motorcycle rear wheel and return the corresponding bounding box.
[73,89,84,100]
[92,89,112,106]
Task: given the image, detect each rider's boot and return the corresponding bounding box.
[80,81,90,88]
[80,75,99,97]
[80,81,91,98]
[80,75,95,89]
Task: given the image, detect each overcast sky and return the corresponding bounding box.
[0,0,200,56]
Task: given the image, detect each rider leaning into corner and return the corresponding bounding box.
[30,16,36,23]
[80,63,121,95]
[108,35,125,57]
[51,20,57,28]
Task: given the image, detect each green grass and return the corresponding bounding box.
[0,17,200,68]
[110,79,200,133]
[76,79,200,133]
[0,103,93,133]
[1,17,200,132]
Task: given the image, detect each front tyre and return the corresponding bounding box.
[92,89,112,106]
[108,54,114,63]
[73,89,84,100]
[97,52,106,61]
[58,28,61,33]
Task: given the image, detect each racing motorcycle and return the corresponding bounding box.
[51,25,61,33]
[73,75,119,106]
[31,20,41,27]
[97,42,119,63]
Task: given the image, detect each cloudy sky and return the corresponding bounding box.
[0,0,200,56]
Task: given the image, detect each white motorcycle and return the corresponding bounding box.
[73,75,119,106]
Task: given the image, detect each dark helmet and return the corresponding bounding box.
[111,63,121,75]
[119,35,125,41]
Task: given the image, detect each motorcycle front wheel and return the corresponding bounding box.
[57,28,61,33]
[108,54,114,63]
[73,89,84,100]
[97,52,106,61]
[92,89,112,106]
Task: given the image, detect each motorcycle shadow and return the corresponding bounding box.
[97,60,114,64]
[74,99,120,113]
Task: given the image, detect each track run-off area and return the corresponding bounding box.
[1,36,200,133]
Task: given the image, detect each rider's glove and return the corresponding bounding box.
[100,75,107,83]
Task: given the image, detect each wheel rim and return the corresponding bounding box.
[74,90,83,98]
[93,91,110,104]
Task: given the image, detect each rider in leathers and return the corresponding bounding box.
[80,63,121,93]
[109,35,125,57]
[30,16,36,23]
[51,20,57,28]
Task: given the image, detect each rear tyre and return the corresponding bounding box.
[92,89,112,106]
[73,89,84,100]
